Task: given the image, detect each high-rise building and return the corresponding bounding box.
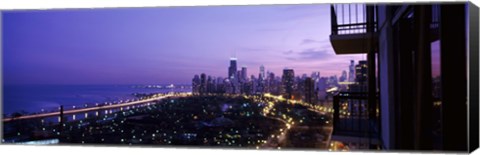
[224,78,233,94]
[241,66,247,82]
[260,65,265,80]
[266,71,275,93]
[304,77,316,104]
[228,57,237,79]
[236,70,242,81]
[301,73,308,80]
[317,77,328,102]
[207,76,214,93]
[355,60,368,84]
[199,73,207,95]
[216,77,226,94]
[192,74,200,94]
[256,74,265,94]
[281,68,295,99]
[340,70,348,82]
[348,60,355,82]
[311,72,320,80]
[327,75,338,87]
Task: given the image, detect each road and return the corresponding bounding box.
[2,93,187,122]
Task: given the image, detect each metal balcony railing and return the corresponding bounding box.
[331,4,377,35]
[332,91,381,147]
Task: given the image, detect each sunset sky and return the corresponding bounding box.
[3,4,365,85]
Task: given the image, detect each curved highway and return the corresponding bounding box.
[2,93,190,122]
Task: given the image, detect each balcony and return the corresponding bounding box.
[330,4,378,54]
[331,91,381,149]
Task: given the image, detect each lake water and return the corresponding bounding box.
[2,84,191,115]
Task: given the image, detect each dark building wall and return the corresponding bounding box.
[282,69,295,99]
[377,5,396,149]
[468,2,479,152]
[440,4,467,151]
[228,59,237,79]
[304,77,316,104]
[376,3,469,151]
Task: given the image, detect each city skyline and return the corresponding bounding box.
[1,2,474,152]
[3,4,365,85]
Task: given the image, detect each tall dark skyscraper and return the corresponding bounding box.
[207,76,214,93]
[200,73,207,95]
[349,60,355,82]
[304,77,316,104]
[355,60,368,84]
[236,70,242,81]
[260,65,265,80]
[241,66,247,82]
[228,57,237,79]
[281,68,295,99]
[192,74,200,94]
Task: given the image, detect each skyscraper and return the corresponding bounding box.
[192,74,200,94]
[317,77,328,102]
[236,70,242,81]
[281,68,295,99]
[304,77,316,104]
[228,57,237,79]
[355,60,368,84]
[241,66,247,82]
[207,76,214,93]
[259,65,265,80]
[327,75,338,86]
[348,60,355,82]
[200,73,207,95]
[266,71,275,93]
[301,73,308,79]
[311,71,320,80]
[340,70,348,82]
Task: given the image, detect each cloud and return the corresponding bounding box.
[286,48,333,61]
[298,48,332,59]
[300,39,322,45]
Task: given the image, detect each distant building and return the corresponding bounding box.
[348,60,355,82]
[266,71,275,94]
[200,73,207,95]
[207,76,214,93]
[192,74,200,94]
[241,66,247,82]
[216,77,226,94]
[327,75,338,87]
[340,70,348,82]
[311,72,320,80]
[281,68,295,99]
[260,65,265,80]
[228,57,237,79]
[255,75,265,94]
[304,77,317,104]
[224,78,234,94]
[301,74,308,80]
[355,60,368,84]
[317,77,328,102]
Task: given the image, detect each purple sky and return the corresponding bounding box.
[3,4,366,85]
